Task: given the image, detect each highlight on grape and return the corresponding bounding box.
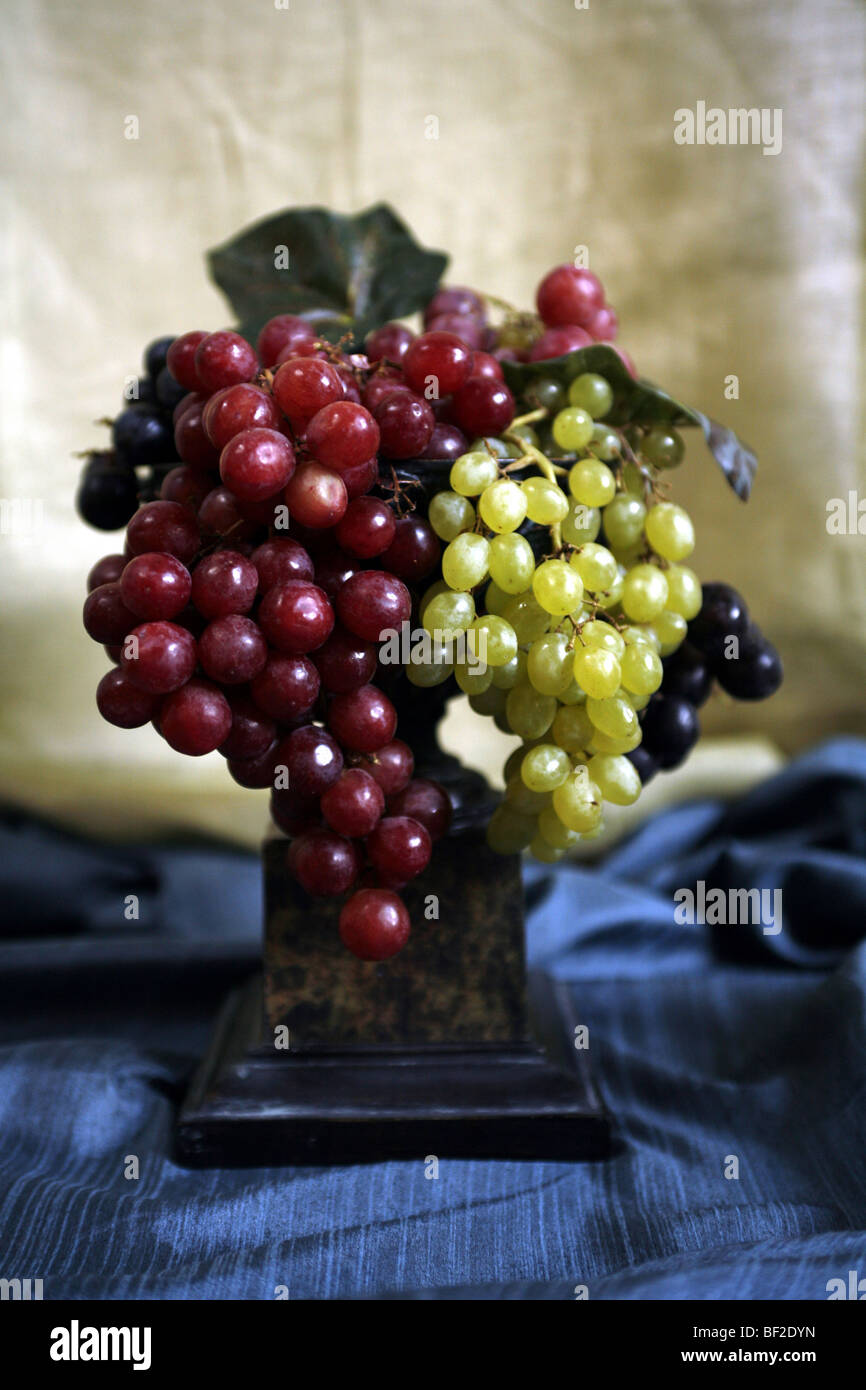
[77,230,782,961]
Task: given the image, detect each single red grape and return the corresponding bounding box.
[251,537,314,590]
[424,314,485,350]
[258,580,334,654]
[327,684,397,753]
[175,400,220,469]
[121,620,197,693]
[362,374,412,413]
[312,626,377,693]
[203,383,280,449]
[387,778,452,841]
[378,516,439,582]
[420,423,468,461]
[166,331,207,391]
[272,357,344,429]
[586,305,618,340]
[529,325,593,361]
[219,693,276,760]
[194,330,258,393]
[305,401,380,472]
[313,545,359,599]
[120,552,192,620]
[358,739,414,795]
[334,497,396,558]
[87,553,126,592]
[536,265,604,328]
[424,286,484,325]
[197,487,258,542]
[277,724,343,798]
[160,466,210,510]
[227,739,280,788]
[126,501,200,564]
[403,331,473,397]
[340,455,379,499]
[283,461,347,529]
[251,652,321,721]
[365,322,415,363]
[220,427,295,501]
[191,549,258,618]
[336,570,411,642]
[470,351,504,381]
[160,678,232,755]
[374,392,435,458]
[198,614,267,684]
[339,888,410,960]
[96,668,158,729]
[83,582,137,643]
[451,375,515,437]
[320,768,385,838]
[366,815,431,882]
[256,314,316,368]
[270,786,322,837]
[287,829,360,897]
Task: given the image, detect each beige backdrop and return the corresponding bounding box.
[1,0,863,846]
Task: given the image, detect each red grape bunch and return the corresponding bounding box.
[81,316,478,961]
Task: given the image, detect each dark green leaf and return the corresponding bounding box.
[502,343,756,499]
[208,204,448,350]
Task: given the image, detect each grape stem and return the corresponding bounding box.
[501,436,566,551]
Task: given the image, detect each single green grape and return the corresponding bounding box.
[479,478,528,533]
[580,619,625,657]
[570,541,618,593]
[622,623,661,651]
[491,649,527,690]
[504,774,552,815]
[569,458,616,508]
[527,632,573,696]
[630,691,651,711]
[407,654,454,688]
[529,835,566,863]
[552,406,594,452]
[505,682,557,739]
[596,564,626,609]
[567,372,613,419]
[502,591,553,643]
[503,736,542,783]
[521,475,569,525]
[619,642,663,695]
[428,490,476,542]
[586,691,638,740]
[552,767,603,833]
[508,423,539,451]
[537,805,581,851]
[450,450,499,497]
[557,679,587,706]
[588,726,642,754]
[454,661,493,696]
[587,754,641,806]
[469,614,518,667]
[587,424,621,461]
[573,646,622,699]
[419,579,448,621]
[650,609,688,655]
[527,377,566,412]
[664,564,702,620]
[642,426,684,470]
[521,743,572,792]
[621,563,669,622]
[562,502,601,546]
[602,494,646,550]
[532,558,584,616]
[469,435,516,461]
[644,502,695,562]
[442,532,490,590]
[552,703,594,754]
[423,588,476,641]
[483,579,511,616]
[486,805,537,854]
[488,532,535,594]
[468,685,508,718]
[622,460,645,494]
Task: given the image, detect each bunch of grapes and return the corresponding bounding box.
[81,318,468,961]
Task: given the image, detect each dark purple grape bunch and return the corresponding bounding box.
[77,336,184,530]
[630,583,782,784]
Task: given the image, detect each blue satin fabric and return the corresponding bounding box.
[1,738,864,1299]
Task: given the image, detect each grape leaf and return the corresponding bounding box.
[501,344,757,500]
[208,204,448,351]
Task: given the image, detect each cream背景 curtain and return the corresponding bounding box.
[0,0,863,847]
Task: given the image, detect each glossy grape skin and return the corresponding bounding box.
[379,516,440,582]
[339,889,410,960]
[203,383,280,448]
[321,768,385,838]
[334,497,396,558]
[226,739,280,789]
[278,724,344,798]
[256,314,316,367]
[269,786,322,836]
[529,325,593,361]
[336,571,412,643]
[160,466,210,511]
[714,627,783,700]
[365,322,415,363]
[587,305,618,340]
[451,377,514,438]
[166,331,208,390]
[219,427,295,502]
[250,537,314,590]
[341,455,380,499]
[197,615,267,684]
[96,668,158,728]
[536,265,604,328]
[328,684,398,753]
[662,642,713,706]
[284,461,348,529]
[197,487,258,542]
[640,694,699,769]
[374,392,435,458]
[127,501,200,564]
[119,552,191,620]
[358,739,414,796]
[642,426,684,469]
[403,331,474,397]
[306,402,380,472]
[362,374,412,412]
[218,694,276,760]
[77,462,139,532]
[120,620,197,694]
[194,331,258,393]
[387,778,452,841]
[83,582,137,643]
[288,829,360,897]
[567,372,614,418]
[421,423,469,462]
[367,815,432,884]
[87,553,127,592]
[272,357,344,429]
[251,652,321,721]
[311,626,377,694]
[258,581,334,655]
[160,678,232,755]
[626,744,659,785]
[190,550,258,619]
[424,286,484,326]
[174,399,220,469]
[112,406,175,469]
[312,545,359,599]
[688,583,750,660]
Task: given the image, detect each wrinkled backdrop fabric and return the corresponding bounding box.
[0,0,864,846]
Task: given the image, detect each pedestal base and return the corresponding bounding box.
[176,973,611,1165]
